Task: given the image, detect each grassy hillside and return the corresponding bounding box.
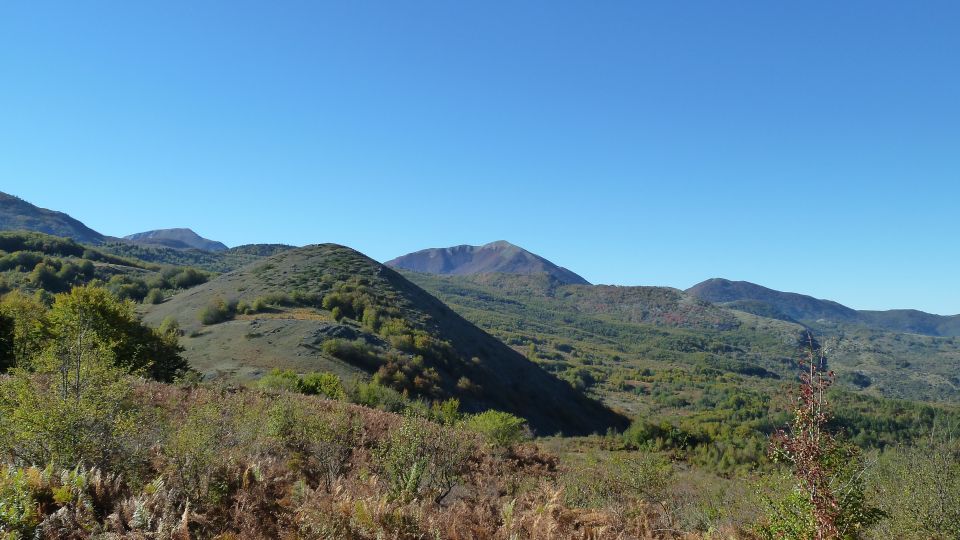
[100,242,293,273]
[143,244,626,436]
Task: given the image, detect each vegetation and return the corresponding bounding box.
[145,244,626,436]
[0,231,210,305]
[401,271,960,474]
[0,248,953,537]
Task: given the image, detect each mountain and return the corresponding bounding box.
[143,243,626,435]
[124,228,228,252]
[402,269,960,407]
[687,278,960,336]
[686,278,859,323]
[0,192,106,244]
[386,241,590,285]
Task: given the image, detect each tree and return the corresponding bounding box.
[47,285,188,382]
[0,291,51,370]
[759,334,884,539]
[0,333,138,470]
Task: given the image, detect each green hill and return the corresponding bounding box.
[143,244,626,435]
[0,192,106,244]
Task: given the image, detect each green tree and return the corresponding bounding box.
[0,342,138,470]
[47,285,188,382]
[0,291,50,370]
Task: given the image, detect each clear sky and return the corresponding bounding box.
[2,2,958,314]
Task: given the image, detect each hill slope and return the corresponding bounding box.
[100,242,294,273]
[0,192,106,244]
[125,228,228,252]
[144,244,625,435]
[686,278,859,323]
[401,271,960,408]
[687,278,960,336]
[386,241,590,285]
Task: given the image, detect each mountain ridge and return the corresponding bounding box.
[0,192,107,244]
[687,277,960,336]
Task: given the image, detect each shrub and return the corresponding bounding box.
[267,397,356,490]
[321,339,382,370]
[563,451,673,510]
[198,297,236,325]
[0,353,140,471]
[869,429,960,538]
[299,372,346,400]
[0,466,42,536]
[144,288,164,305]
[169,267,209,289]
[375,415,473,504]
[257,368,301,393]
[348,380,407,413]
[463,410,529,449]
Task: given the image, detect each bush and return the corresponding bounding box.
[144,288,164,305]
[198,297,236,325]
[321,339,382,370]
[0,466,42,536]
[257,368,301,393]
[463,410,529,449]
[267,397,355,489]
[299,372,346,400]
[375,415,473,504]
[348,381,407,413]
[168,267,209,289]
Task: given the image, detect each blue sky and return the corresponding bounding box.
[2,2,958,313]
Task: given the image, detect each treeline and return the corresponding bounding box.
[0,231,211,303]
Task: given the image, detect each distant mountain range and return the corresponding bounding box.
[124,228,228,252]
[386,241,590,285]
[0,192,106,244]
[687,278,960,336]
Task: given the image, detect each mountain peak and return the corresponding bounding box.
[124,228,228,252]
[386,241,590,285]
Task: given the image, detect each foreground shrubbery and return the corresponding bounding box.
[0,372,704,539]
[0,286,957,538]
